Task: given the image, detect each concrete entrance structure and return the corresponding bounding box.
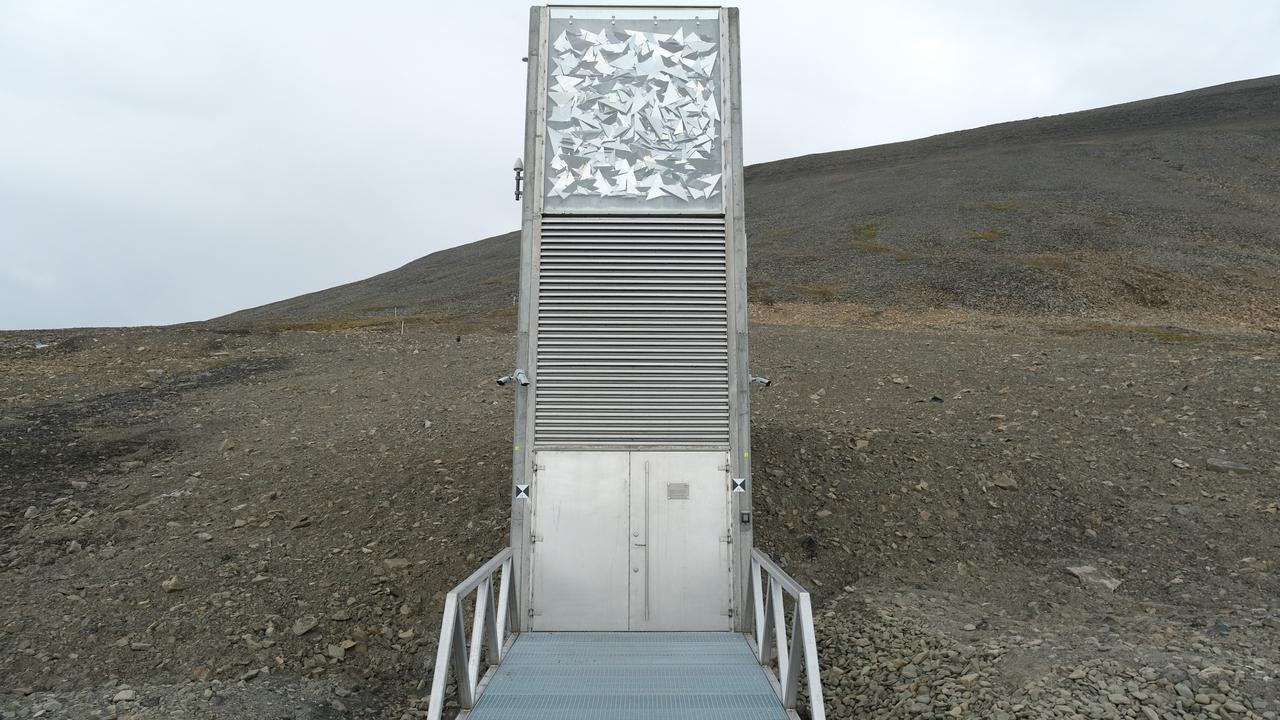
[428,8,825,718]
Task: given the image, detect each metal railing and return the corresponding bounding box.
[747,548,826,720]
[426,547,518,720]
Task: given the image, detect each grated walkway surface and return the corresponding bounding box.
[466,632,789,720]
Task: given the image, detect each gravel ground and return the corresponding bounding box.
[1,317,1276,718]
[812,592,1277,719]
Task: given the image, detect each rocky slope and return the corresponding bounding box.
[1,322,1276,718]
[4,74,1279,720]
[218,75,1280,329]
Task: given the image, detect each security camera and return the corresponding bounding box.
[497,369,530,387]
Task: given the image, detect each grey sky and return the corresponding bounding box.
[2,1,1278,330]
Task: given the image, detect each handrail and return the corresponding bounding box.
[426,547,518,720]
[747,548,826,720]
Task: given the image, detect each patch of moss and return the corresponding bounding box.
[747,278,772,301]
[1049,321,1204,343]
[850,237,916,261]
[795,285,839,302]
[1018,254,1073,271]
[260,307,516,335]
[266,317,398,332]
[852,224,879,239]
[967,229,1007,241]
[760,226,795,241]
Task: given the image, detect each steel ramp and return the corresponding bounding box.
[464,632,790,720]
[425,549,823,719]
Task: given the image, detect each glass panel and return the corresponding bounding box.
[543,10,723,213]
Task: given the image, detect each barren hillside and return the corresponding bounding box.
[2,323,1276,719]
[218,75,1280,329]
[2,75,1278,720]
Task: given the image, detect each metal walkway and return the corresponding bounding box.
[427,549,823,719]
[465,632,790,720]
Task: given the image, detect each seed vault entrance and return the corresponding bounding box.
[510,5,752,633]
[427,6,829,717]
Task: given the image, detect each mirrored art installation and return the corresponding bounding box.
[543,13,722,212]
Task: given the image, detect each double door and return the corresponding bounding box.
[529,450,731,630]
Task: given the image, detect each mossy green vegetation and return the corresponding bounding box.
[967,229,1007,241]
[849,224,916,261]
[257,307,515,335]
[795,284,839,302]
[1049,321,1204,343]
[1018,254,1073,271]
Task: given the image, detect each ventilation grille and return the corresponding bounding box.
[534,216,729,446]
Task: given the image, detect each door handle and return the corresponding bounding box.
[644,460,651,622]
[633,542,647,547]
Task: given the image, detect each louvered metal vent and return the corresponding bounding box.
[534,216,730,446]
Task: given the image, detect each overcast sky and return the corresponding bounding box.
[2,1,1278,330]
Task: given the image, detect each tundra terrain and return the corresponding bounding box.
[3,75,1279,719]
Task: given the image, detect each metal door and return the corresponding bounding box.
[629,451,732,630]
[529,451,631,630]
[531,450,731,630]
